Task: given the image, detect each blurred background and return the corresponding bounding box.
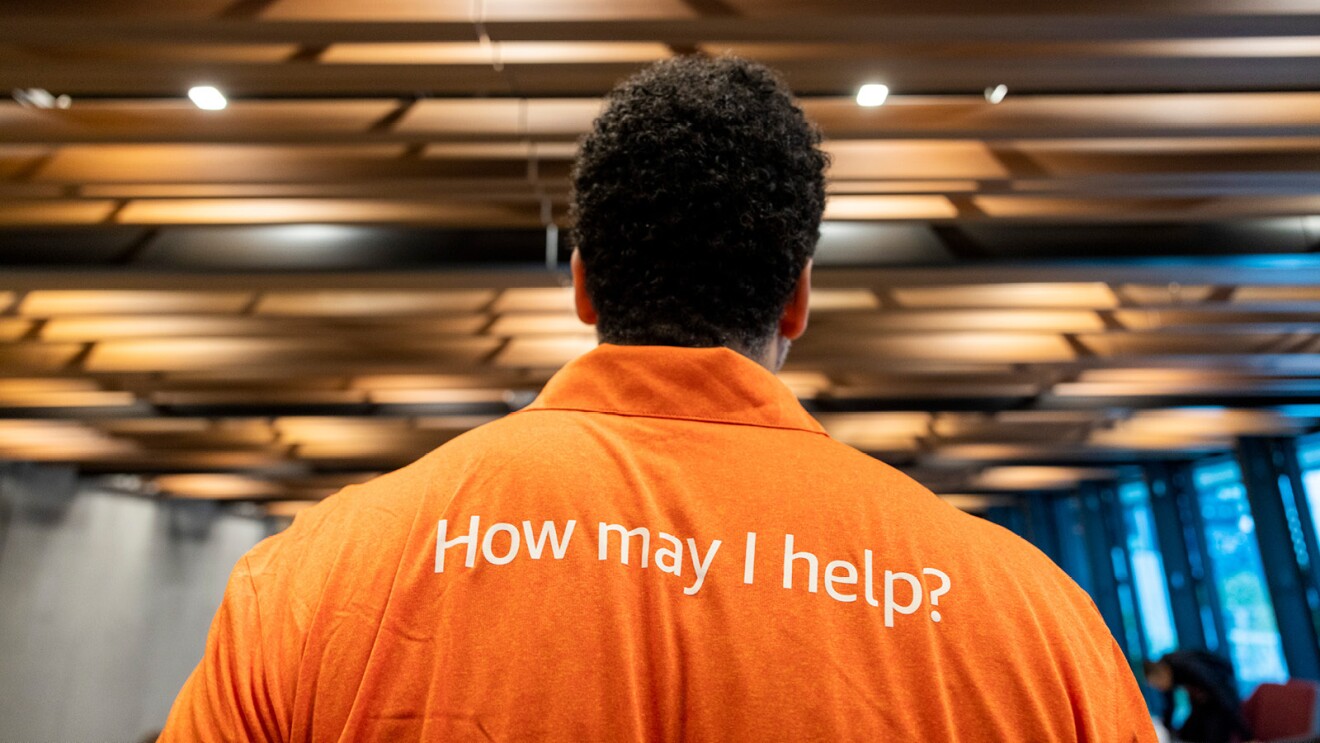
[2,0,1320,740]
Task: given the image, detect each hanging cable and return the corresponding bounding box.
[470,0,503,72]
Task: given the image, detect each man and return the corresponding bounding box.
[163,56,1156,741]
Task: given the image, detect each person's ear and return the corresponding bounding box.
[570,248,598,326]
[779,260,812,340]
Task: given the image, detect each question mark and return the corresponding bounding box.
[922,568,951,622]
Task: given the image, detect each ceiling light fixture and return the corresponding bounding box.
[985,84,1008,104]
[12,88,71,109]
[187,85,228,111]
[855,84,889,107]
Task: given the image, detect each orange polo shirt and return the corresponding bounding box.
[162,344,1156,742]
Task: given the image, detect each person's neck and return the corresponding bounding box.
[595,337,785,373]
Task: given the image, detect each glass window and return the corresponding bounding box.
[1298,435,1320,545]
[1112,546,1146,661]
[1053,494,1094,595]
[1119,478,1179,658]
[1192,458,1289,693]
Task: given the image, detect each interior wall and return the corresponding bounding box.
[0,462,270,742]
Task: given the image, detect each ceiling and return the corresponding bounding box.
[2,0,1319,514]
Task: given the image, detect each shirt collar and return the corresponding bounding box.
[519,344,827,435]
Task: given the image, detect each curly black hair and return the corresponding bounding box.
[570,55,828,358]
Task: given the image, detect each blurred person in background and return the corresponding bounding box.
[1145,651,1253,743]
[161,56,1156,742]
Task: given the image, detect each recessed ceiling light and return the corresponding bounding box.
[985,84,1008,104]
[187,85,227,111]
[12,88,71,109]
[855,83,889,107]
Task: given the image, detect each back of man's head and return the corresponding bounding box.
[571,55,829,360]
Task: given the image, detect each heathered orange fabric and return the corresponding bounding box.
[162,344,1157,742]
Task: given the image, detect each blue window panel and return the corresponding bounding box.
[1113,544,1146,660]
[1299,437,1320,547]
[1119,478,1180,658]
[1192,458,1289,694]
[1053,494,1095,596]
[1303,469,1320,545]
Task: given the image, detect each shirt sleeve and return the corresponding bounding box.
[159,555,284,742]
[1112,640,1160,743]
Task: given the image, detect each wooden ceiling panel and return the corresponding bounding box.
[827,381,1043,400]
[824,141,1009,180]
[36,145,409,183]
[491,288,575,313]
[264,0,696,21]
[1117,284,1219,305]
[812,310,1105,333]
[525,99,606,135]
[394,100,524,136]
[76,182,546,199]
[828,180,980,194]
[1117,408,1315,437]
[368,388,510,405]
[971,466,1117,491]
[795,332,1076,364]
[255,290,495,316]
[807,289,881,311]
[39,315,488,341]
[266,500,316,516]
[41,316,270,341]
[396,98,601,139]
[0,146,51,177]
[1234,286,1320,304]
[1113,309,1320,331]
[1051,379,1320,398]
[805,93,1320,140]
[150,389,367,407]
[973,196,1202,219]
[494,336,599,368]
[774,370,833,397]
[85,336,503,373]
[891,283,1118,309]
[931,413,1093,443]
[352,374,522,390]
[4,0,232,18]
[35,43,301,63]
[1077,331,1292,357]
[816,412,932,450]
[0,378,99,393]
[706,38,1320,63]
[273,416,408,441]
[0,100,399,144]
[422,142,545,160]
[323,42,670,65]
[20,290,252,316]
[488,313,591,336]
[155,473,285,499]
[0,419,139,461]
[0,201,117,226]
[414,415,505,432]
[116,198,543,226]
[263,0,477,21]
[0,318,31,341]
[102,423,278,450]
[823,195,958,220]
[0,389,139,409]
